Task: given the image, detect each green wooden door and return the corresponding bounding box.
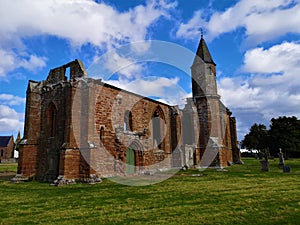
[126,148,135,174]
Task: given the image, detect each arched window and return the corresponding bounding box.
[47,103,57,137]
[124,110,133,131]
[153,111,160,148]
[100,127,104,147]
[152,106,165,150]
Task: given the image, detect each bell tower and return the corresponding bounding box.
[191,34,218,98]
[191,34,222,167]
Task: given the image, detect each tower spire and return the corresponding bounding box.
[194,34,215,65]
[191,33,218,98]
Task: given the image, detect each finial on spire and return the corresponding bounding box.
[194,29,215,65]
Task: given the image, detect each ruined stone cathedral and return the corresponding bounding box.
[17,36,241,182]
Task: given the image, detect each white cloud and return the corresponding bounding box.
[219,75,300,139]
[0,49,46,78]
[176,10,206,39]
[0,49,15,77]
[244,1,300,44]
[100,50,144,79]
[243,42,300,96]
[0,0,175,48]
[0,105,24,133]
[20,55,47,72]
[176,0,300,44]
[219,41,300,139]
[243,42,300,74]
[106,76,189,107]
[0,0,176,79]
[126,76,180,96]
[0,94,26,106]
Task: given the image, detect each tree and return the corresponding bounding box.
[241,123,269,156]
[269,116,300,158]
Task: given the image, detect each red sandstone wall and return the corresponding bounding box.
[18,82,41,177]
[17,144,38,176]
[92,83,173,174]
[31,79,177,179]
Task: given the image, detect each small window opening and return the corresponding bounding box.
[65,67,71,80]
[50,107,57,137]
[124,110,133,131]
[100,127,104,147]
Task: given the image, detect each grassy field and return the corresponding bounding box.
[0,163,18,173]
[0,158,299,225]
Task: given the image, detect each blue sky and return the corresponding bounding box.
[0,0,300,141]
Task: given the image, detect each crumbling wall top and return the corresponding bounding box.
[46,59,88,84]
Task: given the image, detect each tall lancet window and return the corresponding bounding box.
[152,106,165,150]
[100,127,104,147]
[47,103,57,137]
[124,110,133,131]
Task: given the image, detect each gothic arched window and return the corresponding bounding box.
[124,110,133,131]
[47,103,57,137]
[152,106,165,150]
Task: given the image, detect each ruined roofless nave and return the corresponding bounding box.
[17,36,241,182]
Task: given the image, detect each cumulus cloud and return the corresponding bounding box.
[176,10,206,40]
[219,75,300,139]
[243,42,300,74]
[0,0,176,48]
[0,105,24,133]
[0,94,26,106]
[106,76,189,107]
[99,50,144,79]
[243,42,300,95]
[0,0,176,79]
[0,49,47,78]
[176,0,300,44]
[219,41,300,139]
[0,95,25,134]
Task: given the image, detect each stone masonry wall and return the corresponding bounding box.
[91,82,174,175]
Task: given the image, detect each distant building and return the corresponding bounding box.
[17,36,241,182]
[0,135,15,163]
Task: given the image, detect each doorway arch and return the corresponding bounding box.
[152,106,166,150]
[126,140,144,174]
[126,147,135,174]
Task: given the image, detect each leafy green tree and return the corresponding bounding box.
[269,116,300,157]
[241,123,269,156]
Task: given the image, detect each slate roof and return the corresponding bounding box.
[0,136,12,147]
[195,35,216,65]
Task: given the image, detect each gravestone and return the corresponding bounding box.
[260,160,269,172]
[283,165,291,173]
[278,148,285,169]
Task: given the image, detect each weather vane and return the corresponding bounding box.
[200,27,204,38]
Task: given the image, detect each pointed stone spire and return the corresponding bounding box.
[16,131,21,144]
[194,34,216,65]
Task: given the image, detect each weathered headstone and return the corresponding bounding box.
[283,165,291,173]
[260,160,269,172]
[278,148,285,169]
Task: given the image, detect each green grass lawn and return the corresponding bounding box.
[0,163,18,173]
[0,158,299,225]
